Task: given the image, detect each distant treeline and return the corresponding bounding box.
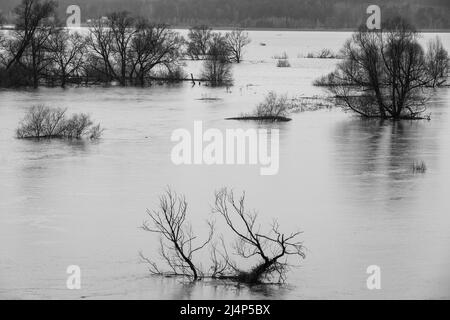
[0,1,249,88]
[1,0,450,30]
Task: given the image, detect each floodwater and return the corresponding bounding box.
[0,31,450,299]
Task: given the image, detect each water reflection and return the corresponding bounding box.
[169,281,197,300]
[332,117,440,201]
[166,278,289,300]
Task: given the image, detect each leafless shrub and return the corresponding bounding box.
[412,161,427,174]
[130,21,184,86]
[208,237,239,279]
[425,36,449,88]
[304,48,341,59]
[254,91,290,118]
[62,113,93,139]
[316,18,437,120]
[272,52,288,60]
[141,188,305,284]
[229,92,294,122]
[16,105,102,139]
[4,0,57,77]
[47,30,87,87]
[213,189,305,284]
[276,59,291,67]
[141,188,214,280]
[225,29,251,63]
[153,65,187,82]
[201,34,233,86]
[88,124,104,140]
[2,3,187,88]
[186,25,213,60]
[16,105,65,138]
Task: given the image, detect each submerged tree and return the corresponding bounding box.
[200,34,233,86]
[186,25,213,60]
[32,26,56,88]
[186,26,251,64]
[16,105,102,139]
[225,29,251,63]
[213,189,305,283]
[108,11,137,86]
[141,188,214,280]
[254,91,290,118]
[0,0,57,87]
[141,188,305,284]
[47,30,86,87]
[85,14,184,86]
[86,17,117,83]
[129,20,183,86]
[4,0,57,71]
[425,36,449,88]
[317,18,448,120]
[1,2,187,87]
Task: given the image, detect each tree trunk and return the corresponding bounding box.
[33,65,38,89]
[121,59,126,86]
[242,258,276,284]
[174,242,198,280]
[61,70,66,88]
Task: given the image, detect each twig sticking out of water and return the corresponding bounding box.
[141,187,306,285]
[412,161,427,174]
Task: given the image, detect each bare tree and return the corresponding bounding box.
[201,34,233,86]
[16,105,54,138]
[425,36,449,88]
[16,105,101,139]
[0,34,6,66]
[47,30,86,87]
[208,237,239,279]
[141,188,214,280]
[21,24,56,88]
[1,0,57,87]
[88,12,182,86]
[186,25,212,60]
[213,189,305,284]
[225,29,251,63]
[86,17,116,82]
[141,188,305,284]
[108,11,136,86]
[5,0,57,71]
[63,113,94,139]
[320,18,436,120]
[2,3,188,88]
[129,20,183,86]
[254,91,290,118]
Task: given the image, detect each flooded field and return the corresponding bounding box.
[1,31,450,299]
